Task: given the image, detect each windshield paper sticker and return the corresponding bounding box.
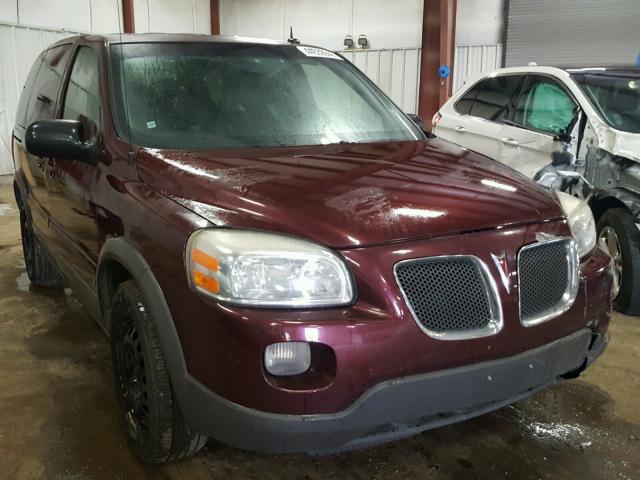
[296,46,342,60]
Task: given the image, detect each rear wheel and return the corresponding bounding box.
[110,280,207,463]
[19,210,64,288]
[597,208,640,315]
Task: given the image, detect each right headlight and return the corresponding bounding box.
[555,191,596,258]
[185,229,355,307]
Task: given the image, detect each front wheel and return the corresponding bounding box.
[110,280,207,463]
[597,208,640,315]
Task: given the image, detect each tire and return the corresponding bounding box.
[19,210,64,288]
[110,280,207,463]
[597,208,640,315]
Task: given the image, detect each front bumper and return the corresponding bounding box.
[181,328,607,454]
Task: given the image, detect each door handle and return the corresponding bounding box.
[502,137,519,147]
[455,126,466,133]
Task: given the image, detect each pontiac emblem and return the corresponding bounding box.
[491,252,511,293]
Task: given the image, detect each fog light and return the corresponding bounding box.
[264,342,311,376]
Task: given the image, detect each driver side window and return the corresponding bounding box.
[513,76,577,135]
[62,46,101,139]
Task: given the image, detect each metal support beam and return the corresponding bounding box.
[418,0,457,128]
[210,0,220,35]
[122,0,135,33]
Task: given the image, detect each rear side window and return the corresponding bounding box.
[25,44,73,126]
[454,83,483,115]
[468,75,522,122]
[15,52,45,128]
[62,46,101,139]
[513,76,577,135]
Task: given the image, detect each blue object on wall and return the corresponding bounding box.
[637,53,640,66]
[438,65,451,79]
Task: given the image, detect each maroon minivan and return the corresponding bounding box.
[13,34,613,463]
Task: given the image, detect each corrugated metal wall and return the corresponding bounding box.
[505,0,640,67]
[0,23,81,175]
[341,48,422,113]
[453,44,503,91]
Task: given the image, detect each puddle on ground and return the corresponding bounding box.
[15,271,30,292]
[507,403,599,449]
[0,203,13,216]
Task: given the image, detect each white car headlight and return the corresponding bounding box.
[556,191,596,258]
[186,229,355,307]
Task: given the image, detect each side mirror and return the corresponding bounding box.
[406,113,425,131]
[25,120,97,164]
[406,113,436,138]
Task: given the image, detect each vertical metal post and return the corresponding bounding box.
[418,0,457,128]
[210,0,220,35]
[122,0,135,33]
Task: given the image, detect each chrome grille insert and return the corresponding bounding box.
[394,255,503,340]
[518,238,579,326]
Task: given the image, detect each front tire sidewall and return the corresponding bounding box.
[597,208,640,315]
[110,281,206,463]
[111,282,174,463]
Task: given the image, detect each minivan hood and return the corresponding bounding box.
[136,140,563,248]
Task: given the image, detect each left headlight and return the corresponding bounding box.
[186,229,355,307]
[556,191,596,258]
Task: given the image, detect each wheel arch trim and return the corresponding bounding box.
[97,237,189,397]
[592,189,640,221]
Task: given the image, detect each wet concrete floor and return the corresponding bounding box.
[0,183,638,479]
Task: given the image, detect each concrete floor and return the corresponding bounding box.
[0,182,639,480]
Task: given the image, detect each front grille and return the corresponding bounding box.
[394,256,501,339]
[518,238,578,326]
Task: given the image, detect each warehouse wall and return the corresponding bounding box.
[133,0,211,34]
[0,0,121,32]
[454,0,504,90]
[456,0,504,46]
[220,0,504,51]
[0,0,212,34]
[220,0,423,51]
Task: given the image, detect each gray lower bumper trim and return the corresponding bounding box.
[181,328,601,454]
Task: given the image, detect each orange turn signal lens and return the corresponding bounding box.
[192,269,220,294]
[192,248,219,271]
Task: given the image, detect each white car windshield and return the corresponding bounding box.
[573,72,640,134]
[110,42,423,150]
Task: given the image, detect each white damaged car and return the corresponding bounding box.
[434,66,640,314]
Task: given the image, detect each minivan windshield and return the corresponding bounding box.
[573,73,640,134]
[110,42,422,150]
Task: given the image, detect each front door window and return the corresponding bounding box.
[514,77,577,135]
[62,46,101,139]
